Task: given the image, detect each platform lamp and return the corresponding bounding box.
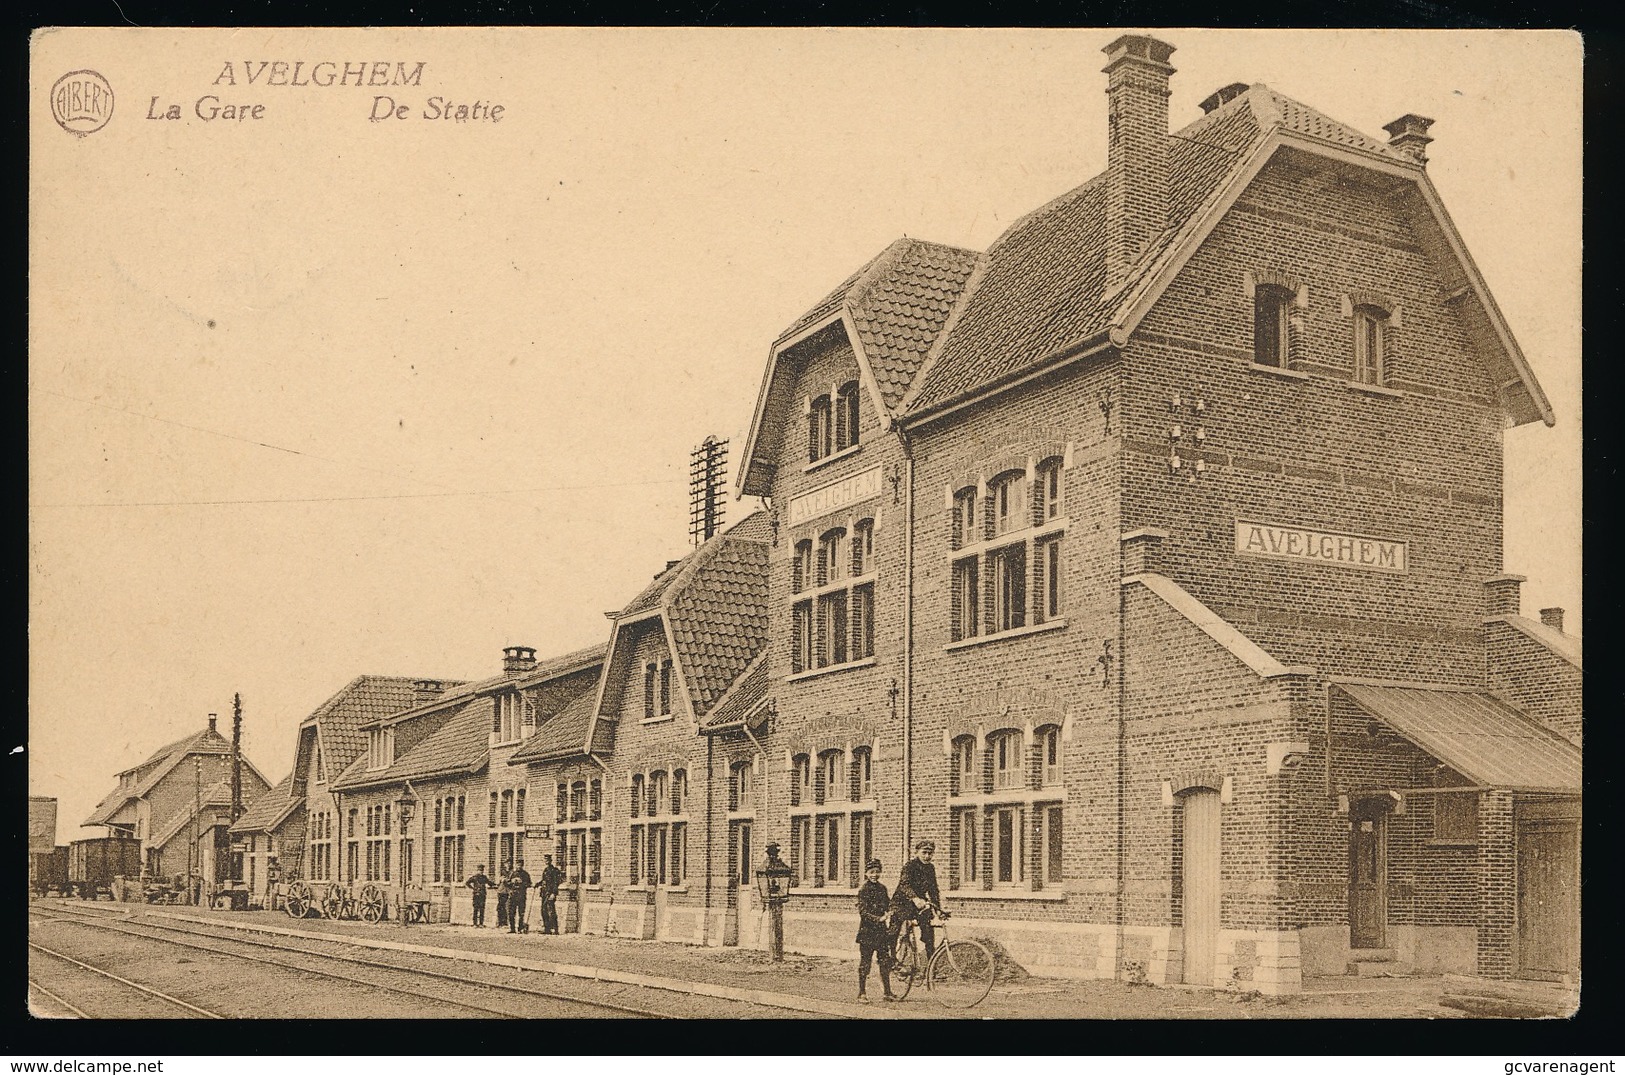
[396,783,419,927]
[754,841,795,962]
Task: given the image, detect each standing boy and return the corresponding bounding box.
[465,865,493,927]
[856,858,898,1002]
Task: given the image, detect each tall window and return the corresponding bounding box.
[643,660,673,720]
[486,787,523,875]
[659,659,672,716]
[728,759,754,890]
[345,809,359,882]
[629,768,685,887]
[948,458,1068,643]
[432,794,466,884]
[790,754,811,808]
[835,381,861,452]
[794,521,878,673]
[852,746,873,801]
[992,804,1024,886]
[495,693,522,743]
[991,730,1025,791]
[952,736,978,796]
[367,727,395,770]
[793,746,874,889]
[1254,283,1293,367]
[729,760,754,813]
[808,395,833,463]
[557,778,602,885]
[1038,725,1063,787]
[644,664,657,719]
[308,810,333,882]
[364,803,392,882]
[1353,304,1388,385]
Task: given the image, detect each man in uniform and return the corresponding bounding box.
[855,858,898,1002]
[536,854,564,935]
[495,865,511,929]
[465,864,493,927]
[507,860,533,934]
[890,839,943,959]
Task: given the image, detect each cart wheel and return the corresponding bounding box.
[284,880,314,919]
[321,884,348,920]
[891,930,919,1000]
[359,883,386,923]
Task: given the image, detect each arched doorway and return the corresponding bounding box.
[1179,787,1222,985]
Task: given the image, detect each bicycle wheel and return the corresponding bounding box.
[890,935,918,1000]
[928,939,995,1008]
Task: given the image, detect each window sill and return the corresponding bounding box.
[803,442,862,474]
[945,618,1067,652]
[789,800,878,817]
[1345,380,1404,398]
[639,713,676,726]
[726,810,756,821]
[1248,362,1309,380]
[1426,840,1478,849]
[945,888,1068,901]
[947,790,1064,807]
[787,656,878,683]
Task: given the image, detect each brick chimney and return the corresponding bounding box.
[1483,574,1526,617]
[1102,34,1176,290]
[1121,527,1169,576]
[502,646,537,676]
[412,679,444,706]
[207,713,217,735]
[1199,82,1249,115]
[1382,114,1434,165]
[1539,607,1565,633]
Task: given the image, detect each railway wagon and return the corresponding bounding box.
[30,846,69,896]
[68,836,142,899]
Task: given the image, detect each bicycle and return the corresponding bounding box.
[890,906,995,1008]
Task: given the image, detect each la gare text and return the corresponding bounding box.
[369,96,505,123]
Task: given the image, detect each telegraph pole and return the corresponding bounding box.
[192,751,203,904]
[689,436,729,546]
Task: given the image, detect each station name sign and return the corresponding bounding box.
[1234,520,1407,573]
[788,465,883,526]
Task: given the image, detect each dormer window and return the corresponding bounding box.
[1254,283,1294,368]
[1353,304,1388,385]
[367,727,394,770]
[495,692,523,743]
[808,395,833,463]
[835,381,861,451]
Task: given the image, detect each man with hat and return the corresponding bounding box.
[855,858,898,1002]
[890,839,943,959]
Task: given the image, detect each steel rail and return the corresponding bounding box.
[32,906,675,1019]
[27,978,90,1018]
[28,941,225,1018]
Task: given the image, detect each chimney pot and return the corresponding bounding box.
[502,645,538,675]
[1382,113,1434,165]
[1101,34,1177,289]
[1199,83,1251,114]
[1539,607,1565,633]
[207,713,217,734]
[412,679,444,704]
[1483,574,1526,617]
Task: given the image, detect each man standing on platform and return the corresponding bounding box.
[536,854,564,935]
[495,865,511,929]
[507,860,533,934]
[465,864,493,927]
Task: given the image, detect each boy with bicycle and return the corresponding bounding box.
[890,839,943,959]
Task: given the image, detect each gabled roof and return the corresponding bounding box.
[881,83,1551,428]
[150,780,236,848]
[701,650,771,732]
[333,696,493,790]
[507,689,598,765]
[298,676,448,783]
[84,724,239,826]
[737,238,981,496]
[1490,614,1582,669]
[230,774,301,835]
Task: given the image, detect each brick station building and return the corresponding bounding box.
[727,34,1579,991]
[239,34,1578,993]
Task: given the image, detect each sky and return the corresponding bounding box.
[28,28,1582,844]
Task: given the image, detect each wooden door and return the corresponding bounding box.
[1181,789,1221,985]
[1518,813,1579,979]
[1349,804,1387,949]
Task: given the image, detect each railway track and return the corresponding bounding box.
[31,904,693,1019]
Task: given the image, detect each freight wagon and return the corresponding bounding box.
[67,835,142,899]
[30,846,68,896]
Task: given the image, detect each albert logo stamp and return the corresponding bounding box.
[51,70,114,136]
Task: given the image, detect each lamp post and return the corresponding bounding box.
[754,841,794,962]
[396,784,418,927]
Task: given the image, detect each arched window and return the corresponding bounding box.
[991,471,1028,536]
[851,519,874,578]
[672,769,687,815]
[808,395,833,463]
[818,528,846,586]
[991,730,1026,791]
[835,381,861,451]
[817,749,844,807]
[952,487,979,549]
[730,760,753,812]
[570,780,587,822]
[648,771,668,817]
[555,782,568,823]
[1038,725,1062,787]
[1353,304,1389,385]
[791,754,811,807]
[589,779,602,821]
[1254,283,1293,368]
[1037,458,1064,522]
[852,746,872,801]
[817,529,848,667]
[792,540,813,593]
[952,736,978,796]
[630,774,643,819]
